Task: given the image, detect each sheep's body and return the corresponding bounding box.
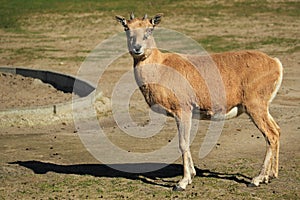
[116,14,283,190]
[135,49,282,118]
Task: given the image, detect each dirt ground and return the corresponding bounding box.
[0,3,299,200]
[0,72,73,110]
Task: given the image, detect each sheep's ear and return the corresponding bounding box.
[130,12,135,20]
[150,13,163,26]
[142,14,148,20]
[115,15,128,28]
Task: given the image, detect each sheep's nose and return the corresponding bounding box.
[133,45,142,54]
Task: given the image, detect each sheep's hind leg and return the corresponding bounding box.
[246,106,280,187]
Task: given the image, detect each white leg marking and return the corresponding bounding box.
[252,145,273,186]
[175,112,194,191]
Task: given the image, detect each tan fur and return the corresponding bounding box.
[116,14,283,190]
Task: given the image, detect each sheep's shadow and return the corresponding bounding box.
[9,160,251,188]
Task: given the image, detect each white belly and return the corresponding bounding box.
[193,106,243,120]
[212,106,243,120]
[225,106,239,119]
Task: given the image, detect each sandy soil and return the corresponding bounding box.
[0,72,73,110]
[0,6,299,200]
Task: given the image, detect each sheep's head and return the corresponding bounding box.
[116,13,163,59]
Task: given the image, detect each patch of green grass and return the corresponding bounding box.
[58,56,86,62]
[39,182,63,192]
[1,0,298,33]
[275,1,300,17]
[198,35,300,53]
[13,47,44,59]
[168,0,299,19]
[8,46,87,62]
[12,47,62,59]
[286,45,300,53]
[198,35,244,52]
[232,1,274,16]
[230,0,299,17]
[261,37,299,46]
[0,0,178,32]
[76,177,101,188]
[258,36,300,53]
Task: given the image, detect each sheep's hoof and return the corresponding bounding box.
[247,183,259,188]
[172,185,185,191]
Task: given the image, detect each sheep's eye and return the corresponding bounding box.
[144,28,153,39]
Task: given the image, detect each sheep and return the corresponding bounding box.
[116,13,283,191]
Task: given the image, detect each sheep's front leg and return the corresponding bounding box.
[173,112,195,191]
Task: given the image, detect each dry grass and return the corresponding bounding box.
[0,0,299,199]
